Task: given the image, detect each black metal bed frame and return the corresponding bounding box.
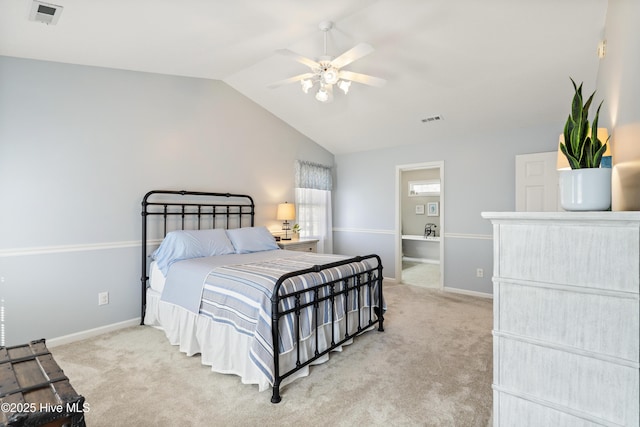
[140,190,384,403]
[141,190,256,320]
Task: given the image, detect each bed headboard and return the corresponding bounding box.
[140,190,255,322]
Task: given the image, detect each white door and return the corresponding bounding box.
[515,152,561,211]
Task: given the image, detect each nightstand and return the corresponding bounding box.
[277,239,318,253]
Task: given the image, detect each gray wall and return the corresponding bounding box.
[0,56,333,345]
[333,124,562,294]
[334,1,639,295]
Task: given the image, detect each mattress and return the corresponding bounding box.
[149,261,166,293]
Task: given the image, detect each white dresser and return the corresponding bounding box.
[482,212,639,427]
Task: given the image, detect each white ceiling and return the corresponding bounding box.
[0,0,608,154]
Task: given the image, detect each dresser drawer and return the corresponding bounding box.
[277,240,318,253]
[497,222,639,292]
[483,211,640,427]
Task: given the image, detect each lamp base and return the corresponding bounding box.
[281,220,292,241]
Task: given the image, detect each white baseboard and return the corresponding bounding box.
[385,278,491,298]
[47,318,141,348]
[443,286,493,299]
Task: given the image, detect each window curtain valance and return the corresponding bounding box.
[294,161,333,191]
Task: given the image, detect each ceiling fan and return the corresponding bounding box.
[268,21,386,103]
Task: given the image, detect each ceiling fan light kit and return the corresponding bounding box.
[269,21,386,103]
[301,79,313,93]
[337,80,351,94]
[316,82,337,102]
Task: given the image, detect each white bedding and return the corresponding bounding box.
[144,260,380,391]
[145,287,364,392]
[149,261,166,293]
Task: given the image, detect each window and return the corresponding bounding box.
[408,180,440,197]
[294,161,332,253]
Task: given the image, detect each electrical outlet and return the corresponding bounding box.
[476,268,484,278]
[98,292,109,306]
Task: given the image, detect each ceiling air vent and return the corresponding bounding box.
[421,115,443,123]
[29,1,63,25]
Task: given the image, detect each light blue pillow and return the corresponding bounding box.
[226,226,280,254]
[152,229,235,275]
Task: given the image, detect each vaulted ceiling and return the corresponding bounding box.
[0,0,609,154]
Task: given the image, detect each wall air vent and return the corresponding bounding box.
[421,115,443,123]
[29,1,63,25]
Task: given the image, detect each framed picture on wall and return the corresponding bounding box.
[415,204,425,215]
[427,202,439,216]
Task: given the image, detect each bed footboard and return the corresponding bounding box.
[270,254,384,403]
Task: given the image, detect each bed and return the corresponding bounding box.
[140,190,384,403]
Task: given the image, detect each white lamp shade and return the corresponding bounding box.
[315,88,329,102]
[337,80,351,94]
[301,79,313,93]
[276,203,296,220]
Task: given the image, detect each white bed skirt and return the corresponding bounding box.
[144,289,371,393]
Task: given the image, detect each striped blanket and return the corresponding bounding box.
[198,253,380,383]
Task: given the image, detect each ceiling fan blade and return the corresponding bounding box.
[330,43,374,69]
[275,49,320,69]
[339,70,387,87]
[267,73,316,89]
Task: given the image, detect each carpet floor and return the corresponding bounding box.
[52,283,493,426]
[402,261,441,288]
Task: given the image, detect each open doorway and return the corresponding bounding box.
[395,161,444,289]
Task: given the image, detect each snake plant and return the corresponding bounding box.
[559,78,609,169]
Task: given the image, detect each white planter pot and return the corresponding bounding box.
[559,168,612,211]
